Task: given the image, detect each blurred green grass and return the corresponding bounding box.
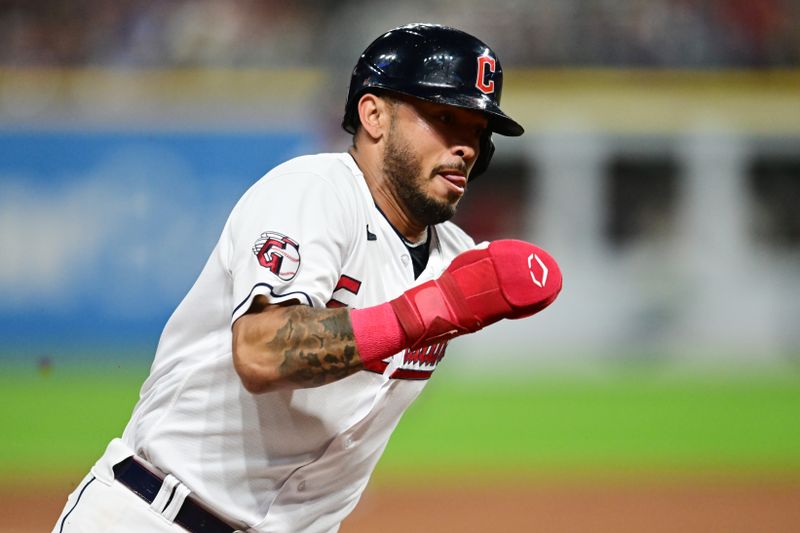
[0,363,148,480]
[377,372,800,481]
[1,362,799,484]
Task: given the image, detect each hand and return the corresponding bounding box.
[390,240,562,349]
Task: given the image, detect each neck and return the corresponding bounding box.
[348,146,427,242]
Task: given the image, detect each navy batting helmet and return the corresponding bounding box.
[342,23,524,178]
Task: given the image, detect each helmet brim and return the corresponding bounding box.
[383,88,524,137]
[424,92,525,137]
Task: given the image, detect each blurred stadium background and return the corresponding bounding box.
[1,1,799,531]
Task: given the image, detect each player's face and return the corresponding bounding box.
[382,97,488,226]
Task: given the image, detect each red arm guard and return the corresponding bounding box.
[350,240,562,362]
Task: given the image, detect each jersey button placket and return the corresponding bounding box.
[400,254,413,281]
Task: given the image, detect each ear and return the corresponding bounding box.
[356,93,391,141]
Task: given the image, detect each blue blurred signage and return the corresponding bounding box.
[0,130,315,352]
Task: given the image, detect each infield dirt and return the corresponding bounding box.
[5,475,799,532]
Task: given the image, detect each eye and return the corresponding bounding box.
[438,112,453,124]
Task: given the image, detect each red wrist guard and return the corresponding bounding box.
[349,302,407,365]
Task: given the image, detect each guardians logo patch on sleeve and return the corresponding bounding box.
[252,231,301,281]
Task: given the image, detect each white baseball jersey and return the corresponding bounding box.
[119,152,475,531]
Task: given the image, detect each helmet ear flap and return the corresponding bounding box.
[342,99,358,134]
[470,133,494,180]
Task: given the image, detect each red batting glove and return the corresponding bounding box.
[350,240,562,361]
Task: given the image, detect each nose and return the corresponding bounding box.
[451,138,478,164]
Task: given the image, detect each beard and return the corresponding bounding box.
[382,123,464,227]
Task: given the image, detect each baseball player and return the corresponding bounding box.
[53,23,561,533]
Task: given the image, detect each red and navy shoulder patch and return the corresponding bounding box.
[252,231,301,281]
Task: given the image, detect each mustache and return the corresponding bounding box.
[430,161,469,177]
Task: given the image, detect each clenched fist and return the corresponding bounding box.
[390,240,562,349]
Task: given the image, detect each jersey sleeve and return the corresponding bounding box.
[224,170,355,323]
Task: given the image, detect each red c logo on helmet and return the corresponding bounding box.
[475,55,496,94]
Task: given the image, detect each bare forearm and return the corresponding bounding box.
[233,302,362,393]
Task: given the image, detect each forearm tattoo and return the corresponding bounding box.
[269,306,362,387]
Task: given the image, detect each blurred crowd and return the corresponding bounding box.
[0,0,798,68]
